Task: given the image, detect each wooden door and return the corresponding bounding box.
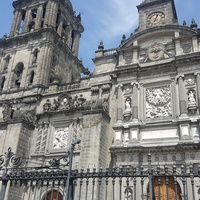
[148,177,182,200]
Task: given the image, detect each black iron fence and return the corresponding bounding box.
[0,146,199,200]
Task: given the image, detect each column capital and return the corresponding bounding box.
[194,72,200,77]
[176,74,185,83]
[117,84,123,89]
[131,82,140,89]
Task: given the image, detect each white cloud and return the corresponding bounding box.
[72,0,142,69]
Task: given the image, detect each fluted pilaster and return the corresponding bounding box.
[177,75,187,117]
[35,5,44,29]
[116,84,123,123]
[131,82,139,122]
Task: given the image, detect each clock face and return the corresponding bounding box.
[147,12,165,25]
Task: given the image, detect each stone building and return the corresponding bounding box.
[0,0,200,199]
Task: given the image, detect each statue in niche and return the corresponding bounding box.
[125,98,131,111]
[123,97,132,120]
[187,90,197,114]
[188,90,196,104]
[32,49,39,64]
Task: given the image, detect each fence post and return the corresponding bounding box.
[0,148,22,200]
[148,153,155,200]
[65,139,81,200]
[0,169,8,200]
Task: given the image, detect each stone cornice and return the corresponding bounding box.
[110,142,200,154]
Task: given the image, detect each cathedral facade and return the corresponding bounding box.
[0,0,200,199]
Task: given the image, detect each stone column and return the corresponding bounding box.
[192,36,198,52]
[133,41,138,63]
[66,27,72,47]
[43,47,53,86]
[35,42,53,87]
[44,1,52,27]
[116,84,123,123]
[174,32,181,55]
[57,21,63,36]
[72,32,81,56]
[177,75,187,117]
[35,5,43,29]
[51,1,59,28]
[47,0,59,28]
[23,10,31,32]
[195,72,200,112]
[10,9,20,36]
[131,82,139,122]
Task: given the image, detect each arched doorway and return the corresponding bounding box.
[147,177,182,200]
[42,190,63,200]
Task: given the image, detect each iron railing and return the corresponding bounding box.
[0,146,199,200]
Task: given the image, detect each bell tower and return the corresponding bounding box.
[137,0,178,31]
[0,0,84,95]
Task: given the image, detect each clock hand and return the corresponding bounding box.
[154,14,158,22]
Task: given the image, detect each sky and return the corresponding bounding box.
[0,0,199,72]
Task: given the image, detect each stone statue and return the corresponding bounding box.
[51,99,60,110]
[188,90,196,104]
[125,98,131,111]
[43,99,51,112]
[60,98,70,110]
[123,97,132,120]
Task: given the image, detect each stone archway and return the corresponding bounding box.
[147,177,182,200]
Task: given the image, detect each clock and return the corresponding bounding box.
[147,12,165,25]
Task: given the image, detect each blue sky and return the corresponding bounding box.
[0,0,199,72]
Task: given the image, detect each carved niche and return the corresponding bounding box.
[146,86,172,119]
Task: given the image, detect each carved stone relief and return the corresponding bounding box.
[147,43,165,61]
[43,93,86,112]
[182,44,192,54]
[140,42,174,63]
[35,123,49,154]
[43,86,111,113]
[146,86,172,119]
[2,103,37,124]
[124,55,132,64]
[185,77,195,86]
[53,128,69,149]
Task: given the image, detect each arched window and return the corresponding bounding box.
[0,76,5,90]
[42,190,63,200]
[29,71,35,84]
[19,11,26,33]
[13,63,24,87]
